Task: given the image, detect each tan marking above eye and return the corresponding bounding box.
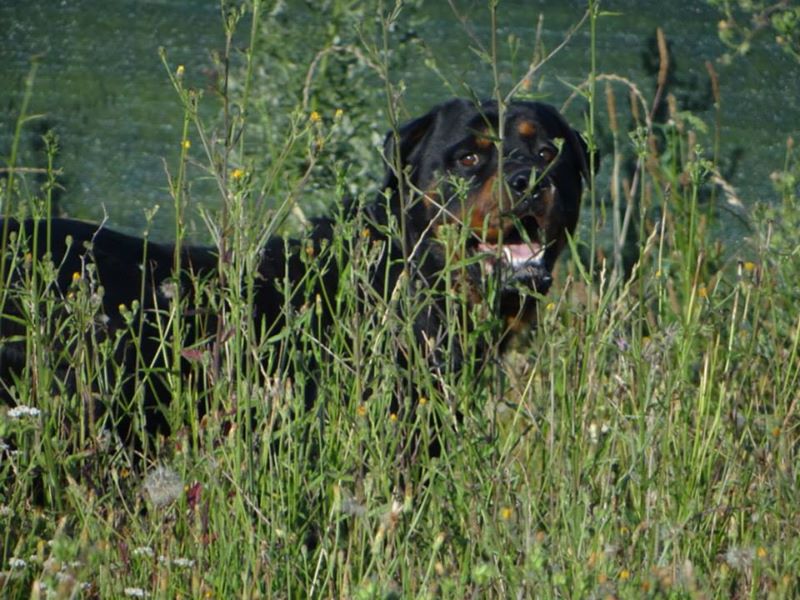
[458,153,481,168]
[517,120,537,137]
[475,136,492,149]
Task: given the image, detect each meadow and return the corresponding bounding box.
[1,2,799,598]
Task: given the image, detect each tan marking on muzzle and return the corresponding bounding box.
[534,185,568,254]
[423,185,441,209]
[466,174,510,239]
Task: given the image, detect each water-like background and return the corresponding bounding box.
[2,0,798,240]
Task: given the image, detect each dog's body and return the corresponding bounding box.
[0,98,591,439]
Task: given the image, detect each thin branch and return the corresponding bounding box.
[504,8,591,103]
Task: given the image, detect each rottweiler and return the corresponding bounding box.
[0,98,592,440]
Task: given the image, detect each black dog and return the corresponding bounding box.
[0,98,591,441]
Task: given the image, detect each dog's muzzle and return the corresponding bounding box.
[477,239,551,294]
[476,170,556,294]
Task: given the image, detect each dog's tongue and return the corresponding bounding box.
[478,242,544,269]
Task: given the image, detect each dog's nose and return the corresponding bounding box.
[508,170,531,195]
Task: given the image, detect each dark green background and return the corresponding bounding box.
[1,1,798,238]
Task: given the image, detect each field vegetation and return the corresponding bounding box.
[1,1,799,597]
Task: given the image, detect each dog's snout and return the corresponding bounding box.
[508,170,530,195]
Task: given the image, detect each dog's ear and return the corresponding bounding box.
[381,110,437,190]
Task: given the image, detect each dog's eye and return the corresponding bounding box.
[457,153,481,168]
[538,147,557,164]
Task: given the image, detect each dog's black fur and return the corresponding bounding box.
[0,98,591,442]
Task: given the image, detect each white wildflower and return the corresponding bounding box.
[142,466,183,507]
[158,280,180,300]
[341,496,367,517]
[123,587,149,598]
[132,546,154,558]
[724,546,755,570]
[171,557,195,568]
[589,422,600,444]
[9,557,27,569]
[55,571,74,584]
[335,486,366,517]
[7,405,41,419]
[588,421,611,444]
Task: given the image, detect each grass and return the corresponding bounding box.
[2,1,800,598]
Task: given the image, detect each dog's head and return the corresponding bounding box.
[382,98,592,330]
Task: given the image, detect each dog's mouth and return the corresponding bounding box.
[472,217,552,295]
